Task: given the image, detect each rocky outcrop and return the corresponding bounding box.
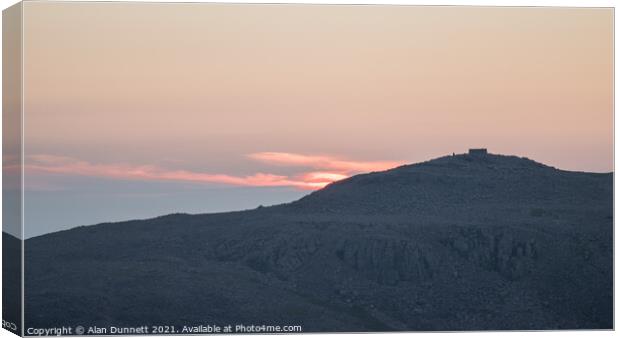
[442,227,538,280]
[336,238,434,285]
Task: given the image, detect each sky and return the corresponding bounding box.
[11,3,614,238]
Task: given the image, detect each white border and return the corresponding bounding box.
[0,1,617,338]
[3,0,618,5]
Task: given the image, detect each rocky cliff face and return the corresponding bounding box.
[24,153,613,331]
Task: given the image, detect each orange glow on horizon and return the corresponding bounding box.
[248,152,404,173]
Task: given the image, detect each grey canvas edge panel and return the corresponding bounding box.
[3,2,24,337]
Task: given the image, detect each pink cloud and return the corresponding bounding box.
[25,152,403,191]
[248,152,403,173]
[26,155,320,190]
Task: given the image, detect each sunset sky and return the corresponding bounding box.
[17,3,613,237]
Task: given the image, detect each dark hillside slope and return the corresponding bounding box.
[25,153,613,331]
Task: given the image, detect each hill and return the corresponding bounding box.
[24,152,613,331]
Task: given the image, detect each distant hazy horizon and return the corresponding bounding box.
[9,3,614,237]
[16,149,612,238]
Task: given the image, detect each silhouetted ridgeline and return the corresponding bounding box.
[25,152,612,331]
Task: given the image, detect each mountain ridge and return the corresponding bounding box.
[27,151,612,239]
[23,152,613,331]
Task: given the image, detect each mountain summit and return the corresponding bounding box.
[290,150,608,215]
[23,152,613,331]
